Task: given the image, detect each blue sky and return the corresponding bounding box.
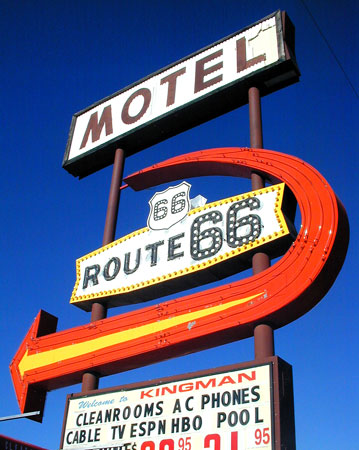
[1,1,358,448]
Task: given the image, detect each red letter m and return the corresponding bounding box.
[80,105,113,149]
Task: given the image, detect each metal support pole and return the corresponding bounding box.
[248,87,274,358]
[102,148,126,247]
[254,324,274,359]
[81,148,125,393]
[249,87,263,149]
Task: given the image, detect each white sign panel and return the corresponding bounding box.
[70,182,290,309]
[148,182,191,231]
[63,11,299,177]
[62,364,273,450]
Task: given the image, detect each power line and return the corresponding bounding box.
[299,0,358,99]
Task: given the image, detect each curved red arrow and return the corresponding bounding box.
[124,146,349,327]
[10,147,349,421]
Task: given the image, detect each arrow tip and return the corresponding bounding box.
[9,310,58,423]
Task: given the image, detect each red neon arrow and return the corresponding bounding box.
[10,292,260,421]
[10,310,58,423]
[10,147,349,421]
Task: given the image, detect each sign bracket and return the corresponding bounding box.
[0,411,41,422]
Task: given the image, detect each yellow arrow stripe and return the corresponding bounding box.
[19,293,261,377]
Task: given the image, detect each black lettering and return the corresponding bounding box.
[172,399,182,413]
[191,211,223,260]
[228,411,238,427]
[158,419,166,434]
[83,265,100,289]
[148,421,156,436]
[123,406,131,420]
[153,199,167,221]
[193,415,202,430]
[103,257,121,281]
[217,412,226,428]
[96,410,103,424]
[251,385,261,402]
[168,233,185,260]
[211,392,221,408]
[72,430,79,443]
[242,388,250,404]
[239,409,250,425]
[221,391,231,406]
[89,411,96,424]
[66,431,74,445]
[79,430,86,443]
[201,394,210,409]
[130,422,137,438]
[134,404,142,418]
[124,249,141,274]
[171,418,180,433]
[105,409,112,422]
[88,427,101,442]
[113,408,121,421]
[232,390,241,405]
[227,198,261,248]
[255,406,264,423]
[145,241,164,266]
[144,403,154,416]
[182,417,190,432]
[139,421,147,437]
[185,396,194,411]
[76,413,83,427]
[111,424,126,439]
[156,401,164,416]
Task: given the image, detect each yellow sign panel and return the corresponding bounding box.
[70,183,290,310]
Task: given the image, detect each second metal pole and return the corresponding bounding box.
[81,148,125,392]
[248,87,274,359]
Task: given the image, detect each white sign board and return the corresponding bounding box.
[70,182,291,310]
[62,363,273,450]
[147,182,191,231]
[63,11,299,177]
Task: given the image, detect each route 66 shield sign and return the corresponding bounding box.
[147,182,191,230]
